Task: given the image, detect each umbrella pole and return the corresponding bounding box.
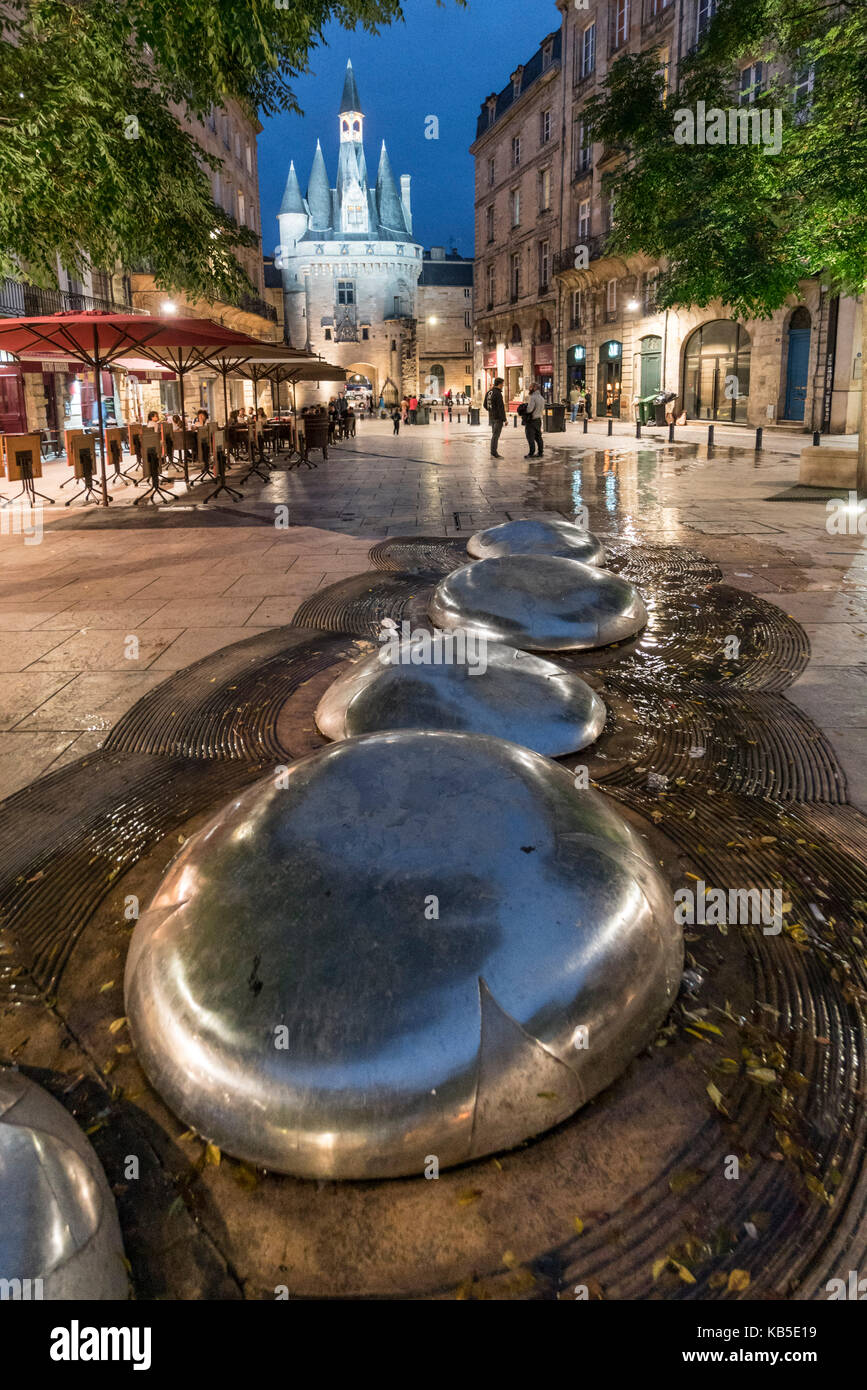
[92,331,109,507]
[222,366,230,429]
[177,365,189,486]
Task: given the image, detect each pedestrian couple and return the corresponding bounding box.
[484,377,545,459]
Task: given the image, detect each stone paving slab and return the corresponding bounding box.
[0,418,862,799]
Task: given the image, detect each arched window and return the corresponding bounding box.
[428,364,446,396]
[682,320,751,423]
[510,323,522,344]
[789,306,811,330]
[342,120,349,132]
[536,317,552,343]
[352,120,360,132]
[487,329,496,349]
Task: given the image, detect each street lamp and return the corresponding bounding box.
[626,298,639,311]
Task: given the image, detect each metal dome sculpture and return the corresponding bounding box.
[314,633,606,755]
[0,1069,128,1299]
[125,731,681,1181]
[429,555,648,652]
[467,518,605,565]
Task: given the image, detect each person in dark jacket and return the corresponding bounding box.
[485,377,506,457]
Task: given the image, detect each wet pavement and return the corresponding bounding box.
[2,416,863,802]
[1,417,866,1299]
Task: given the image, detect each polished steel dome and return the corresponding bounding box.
[468,518,605,565]
[429,555,648,651]
[314,635,606,755]
[125,732,681,1180]
[0,1069,128,1299]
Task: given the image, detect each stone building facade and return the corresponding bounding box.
[472,0,863,434]
[470,30,563,411]
[130,96,279,420]
[417,249,475,399]
[275,61,424,407]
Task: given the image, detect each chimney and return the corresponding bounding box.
[430,246,445,261]
[400,175,412,234]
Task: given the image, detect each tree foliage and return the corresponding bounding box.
[0,0,406,302]
[582,0,867,319]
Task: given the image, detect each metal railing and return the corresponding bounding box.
[238,293,277,323]
[0,278,137,317]
[552,236,606,275]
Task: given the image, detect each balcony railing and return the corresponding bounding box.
[0,278,137,318]
[552,236,606,276]
[239,293,277,324]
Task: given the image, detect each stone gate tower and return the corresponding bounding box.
[276,60,423,404]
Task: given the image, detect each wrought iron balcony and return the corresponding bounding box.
[238,293,278,324]
[552,236,606,276]
[0,278,138,318]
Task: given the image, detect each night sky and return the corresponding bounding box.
[257,0,556,259]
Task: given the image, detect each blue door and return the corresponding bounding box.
[784,329,810,420]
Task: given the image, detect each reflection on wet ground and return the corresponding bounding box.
[2,423,866,1299]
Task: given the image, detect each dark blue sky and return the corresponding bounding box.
[257,0,558,259]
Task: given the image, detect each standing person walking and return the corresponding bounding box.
[583,387,593,422]
[484,376,506,458]
[391,406,401,435]
[523,380,546,458]
[409,393,418,424]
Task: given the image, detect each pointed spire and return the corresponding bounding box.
[376,140,406,233]
[306,139,332,230]
[339,58,362,114]
[278,160,305,216]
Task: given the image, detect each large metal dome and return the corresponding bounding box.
[125,732,681,1180]
[314,636,606,755]
[0,1069,128,1299]
[429,555,648,651]
[467,518,605,565]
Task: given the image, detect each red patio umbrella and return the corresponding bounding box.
[0,311,264,505]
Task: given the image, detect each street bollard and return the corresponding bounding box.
[607,418,613,437]
[513,414,518,427]
[583,417,588,434]
[755,427,763,451]
[636,421,641,439]
[668,422,675,443]
[708,424,715,446]
[813,431,821,446]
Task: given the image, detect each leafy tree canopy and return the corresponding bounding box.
[0,0,405,303]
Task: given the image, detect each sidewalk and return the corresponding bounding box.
[0,416,863,802]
